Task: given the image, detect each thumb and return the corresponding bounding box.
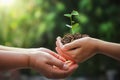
[40,48,66,62]
[62,40,80,51]
[48,55,68,70]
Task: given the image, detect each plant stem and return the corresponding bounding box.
[70,17,72,26]
[70,16,75,34]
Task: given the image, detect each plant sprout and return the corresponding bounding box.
[64,10,81,34]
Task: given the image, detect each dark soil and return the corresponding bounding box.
[61,33,88,45]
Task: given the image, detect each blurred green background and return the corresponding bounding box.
[0,0,120,79]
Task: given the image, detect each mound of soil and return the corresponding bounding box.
[61,33,88,45]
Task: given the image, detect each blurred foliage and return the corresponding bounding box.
[0,0,120,77]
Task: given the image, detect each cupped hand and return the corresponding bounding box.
[56,37,98,63]
[28,48,78,79]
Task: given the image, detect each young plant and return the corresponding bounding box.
[60,11,88,62]
[64,10,81,34]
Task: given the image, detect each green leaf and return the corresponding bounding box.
[66,24,72,28]
[71,23,81,34]
[64,14,72,18]
[71,10,79,16]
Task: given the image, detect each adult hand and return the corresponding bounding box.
[56,37,98,63]
[29,48,78,79]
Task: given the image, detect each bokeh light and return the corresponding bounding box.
[0,0,15,7]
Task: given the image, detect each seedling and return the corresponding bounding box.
[64,10,81,34]
[59,10,88,63]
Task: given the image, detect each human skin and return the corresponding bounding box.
[56,37,120,63]
[0,46,78,79]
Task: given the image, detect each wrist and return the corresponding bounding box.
[90,38,102,54]
[22,48,41,68]
[20,51,30,68]
[26,51,38,68]
[94,38,106,54]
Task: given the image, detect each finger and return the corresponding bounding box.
[60,47,82,63]
[40,48,58,57]
[56,47,67,61]
[56,47,62,55]
[50,64,78,79]
[56,37,63,48]
[40,48,66,62]
[47,54,67,70]
[67,48,84,63]
[62,40,80,51]
[38,63,78,79]
[66,48,82,57]
[66,49,94,63]
[56,47,76,63]
[58,55,66,62]
[56,47,69,58]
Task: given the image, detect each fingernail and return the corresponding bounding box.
[63,64,68,70]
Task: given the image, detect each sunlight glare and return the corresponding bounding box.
[0,0,15,7]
